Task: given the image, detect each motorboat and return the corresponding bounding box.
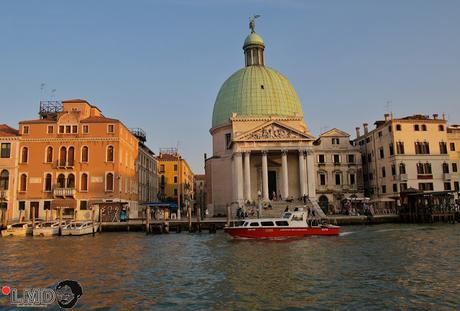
[1,222,34,237]
[61,221,99,236]
[224,209,340,239]
[33,221,61,237]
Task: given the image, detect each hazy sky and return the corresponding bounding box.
[1,0,459,173]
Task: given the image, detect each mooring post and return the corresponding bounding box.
[226,204,231,227]
[197,207,201,232]
[98,206,102,232]
[188,205,192,232]
[91,209,95,236]
[146,206,151,234]
[59,208,63,236]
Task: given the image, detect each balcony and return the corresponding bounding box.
[443,173,451,181]
[399,174,408,181]
[55,161,75,169]
[53,188,76,198]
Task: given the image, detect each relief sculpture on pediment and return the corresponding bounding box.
[247,124,298,140]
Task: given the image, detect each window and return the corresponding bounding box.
[349,173,356,185]
[67,174,75,188]
[396,142,405,155]
[23,125,29,134]
[393,184,397,193]
[174,188,178,196]
[20,174,27,192]
[106,173,114,191]
[107,124,114,133]
[275,221,289,226]
[400,183,408,192]
[453,163,458,173]
[107,146,114,162]
[57,174,65,188]
[333,154,340,164]
[396,124,402,131]
[455,182,459,192]
[1,143,11,158]
[335,173,341,185]
[261,221,274,227]
[414,125,419,131]
[68,147,75,166]
[160,165,165,173]
[19,201,25,211]
[225,133,232,149]
[174,176,178,183]
[379,147,384,159]
[332,138,340,145]
[391,165,396,176]
[46,146,53,163]
[59,125,64,134]
[174,164,178,172]
[378,131,382,138]
[47,126,54,134]
[388,126,392,133]
[348,154,355,164]
[421,124,427,131]
[80,201,88,210]
[442,163,449,174]
[82,125,89,134]
[382,185,386,194]
[21,147,28,163]
[444,182,451,191]
[44,173,52,192]
[44,201,51,211]
[417,163,432,175]
[0,170,9,190]
[399,163,406,174]
[319,173,326,186]
[81,173,88,191]
[318,154,325,163]
[250,222,259,227]
[65,125,71,134]
[381,167,386,178]
[451,143,456,151]
[439,142,448,154]
[59,147,67,167]
[389,143,394,156]
[415,142,430,154]
[439,125,444,131]
[72,125,78,134]
[81,146,89,163]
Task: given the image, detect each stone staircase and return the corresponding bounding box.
[256,199,327,219]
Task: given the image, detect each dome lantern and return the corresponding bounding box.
[243,15,265,67]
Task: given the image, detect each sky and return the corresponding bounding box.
[1,0,459,173]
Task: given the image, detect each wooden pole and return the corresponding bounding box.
[98,205,102,232]
[197,207,201,232]
[226,204,231,226]
[45,209,49,222]
[146,206,151,234]
[32,206,35,228]
[59,208,63,236]
[188,204,192,232]
[91,209,95,235]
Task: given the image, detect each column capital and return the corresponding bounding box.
[244,151,251,155]
[298,149,306,156]
[261,150,268,155]
[305,149,314,156]
[281,149,288,155]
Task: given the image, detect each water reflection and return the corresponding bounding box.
[0,224,459,310]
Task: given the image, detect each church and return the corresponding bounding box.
[205,19,363,216]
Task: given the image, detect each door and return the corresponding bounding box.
[29,202,39,220]
[268,171,277,200]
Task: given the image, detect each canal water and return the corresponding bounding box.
[0,224,459,310]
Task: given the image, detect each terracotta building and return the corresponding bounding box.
[16,99,139,221]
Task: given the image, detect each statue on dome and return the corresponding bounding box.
[249,14,261,33]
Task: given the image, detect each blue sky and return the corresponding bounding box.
[1,0,459,173]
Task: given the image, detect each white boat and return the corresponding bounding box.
[1,222,34,237]
[33,221,61,237]
[61,221,99,236]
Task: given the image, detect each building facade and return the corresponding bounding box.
[313,129,364,213]
[447,125,460,193]
[0,124,20,226]
[354,113,454,207]
[194,174,206,216]
[16,99,139,221]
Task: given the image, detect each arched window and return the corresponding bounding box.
[21,147,28,163]
[45,173,52,191]
[0,170,9,190]
[59,147,67,167]
[107,146,114,162]
[399,163,406,174]
[46,146,53,163]
[67,174,75,188]
[67,147,75,166]
[106,173,114,191]
[81,173,88,191]
[442,163,449,174]
[81,146,89,163]
[20,174,27,191]
[57,174,66,188]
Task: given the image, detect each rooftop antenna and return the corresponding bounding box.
[50,89,57,101]
[40,83,46,101]
[385,100,392,114]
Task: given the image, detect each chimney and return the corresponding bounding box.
[442,113,446,120]
[363,123,369,135]
[433,113,438,120]
[355,127,361,138]
[204,153,207,161]
[384,113,390,122]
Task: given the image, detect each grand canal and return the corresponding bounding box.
[0,224,459,310]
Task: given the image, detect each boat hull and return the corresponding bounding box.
[33,227,60,237]
[224,226,340,239]
[61,224,99,236]
[1,228,32,237]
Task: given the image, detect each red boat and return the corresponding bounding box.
[224,209,340,239]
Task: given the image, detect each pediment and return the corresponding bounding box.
[234,121,315,142]
[319,128,350,138]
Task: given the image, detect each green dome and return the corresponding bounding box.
[212,66,304,128]
[243,33,265,47]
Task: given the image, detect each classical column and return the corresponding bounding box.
[281,150,289,199]
[244,152,251,201]
[234,152,244,203]
[298,150,306,196]
[305,149,316,199]
[261,151,269,200]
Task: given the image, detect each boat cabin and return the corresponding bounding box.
[240,210,321,228]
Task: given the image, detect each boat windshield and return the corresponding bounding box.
[249,222,259,227]
[11,223,25,228]
[283,213,292,219]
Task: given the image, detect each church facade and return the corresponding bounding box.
[205,21,363,216]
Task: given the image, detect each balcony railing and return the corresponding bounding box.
[53,188,76,198]
[443,173,451,181]
[399,174,408,181]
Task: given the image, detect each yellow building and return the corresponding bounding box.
[0,124,20,226]
[16,99,139,222]
[157,150,194,215]
[447,125,460,193]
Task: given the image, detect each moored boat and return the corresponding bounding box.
[224,209,340,239]
[33,221,61,237]
[1,222,34,237]
[61,221,99,236]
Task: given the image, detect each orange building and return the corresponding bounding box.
[16,99,139,221]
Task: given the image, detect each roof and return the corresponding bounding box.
[80,116,119,123]
[318,128,350,137]
[62,99,101,112]
[194,174,206,180]
[157,153,180,161]
[243,32,265,48]
[19,119,52,124]
[0,124,19,137]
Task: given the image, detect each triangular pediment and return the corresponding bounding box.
[234,121,315,142]
[319,128,350,138]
